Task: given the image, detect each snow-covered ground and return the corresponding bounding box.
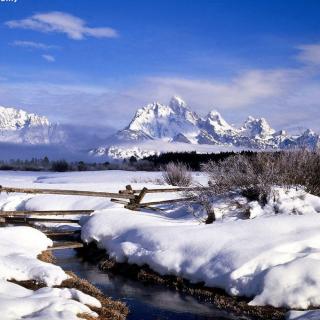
[1,170,320,319]
[0,226,100,319]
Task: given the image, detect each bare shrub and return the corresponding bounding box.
[202,153,279,204]
[162,162,193,187]
[195,149,320,223]
[276,149,320,195]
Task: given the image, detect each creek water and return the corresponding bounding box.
[54,249,254,320]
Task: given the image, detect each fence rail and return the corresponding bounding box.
[0,210,94,216]
[0,186,135,199]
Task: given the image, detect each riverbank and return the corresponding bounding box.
[40,250,129,320]
[79,242,286,320]
[0,226,128,320]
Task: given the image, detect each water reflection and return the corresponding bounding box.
[54,250,253,320]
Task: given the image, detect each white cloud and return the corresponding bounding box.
[296,44,320,65]
[138,69,300,110]
[42,54,55,62]
[11,40,59,50]
[5,11,118,40]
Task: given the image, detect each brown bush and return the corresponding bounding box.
[162,162,193,187]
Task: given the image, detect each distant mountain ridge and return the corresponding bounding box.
[90,96,320,159]
[1,100,318,160]
[0,105,65,145]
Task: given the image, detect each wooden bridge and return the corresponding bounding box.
[0,184,194,250]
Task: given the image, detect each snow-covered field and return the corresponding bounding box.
[1,170,320,319]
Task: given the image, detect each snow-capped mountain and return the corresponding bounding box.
[90,96,320,159]
[0,105,65,144]
[119,96,200,143]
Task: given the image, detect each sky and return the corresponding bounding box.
[0,0,320,133]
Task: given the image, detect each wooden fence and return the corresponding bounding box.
[0,184,195,213]
[114,185,196,210]
[0,184,197,249]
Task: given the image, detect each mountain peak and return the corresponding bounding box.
[169,96,187,109]
[0,105,65,144]
[0,105,50,131]
[207,110,221,118]
[241,116,275,138]
[204,110,235,133]
[303,128,315,136]
[122,97,199,141]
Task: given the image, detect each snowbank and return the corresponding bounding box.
[0,226,67,286]
[250,188,320,218]
[82,209,320,309]
[0,280,100,320]
[0,226,101,319]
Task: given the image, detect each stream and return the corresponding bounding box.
[54,249,255,320]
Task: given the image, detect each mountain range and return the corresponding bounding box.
[0,105,65,145]
[90,96,320,159]
[0,99,319,160]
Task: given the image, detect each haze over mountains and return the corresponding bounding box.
[0,98,319,160]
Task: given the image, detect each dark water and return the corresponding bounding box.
[54,250,252,320]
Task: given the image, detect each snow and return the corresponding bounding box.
[126,98,200,141]
[0,226,68,286]
[287,310,320,320]
[0,280,100,320]
[102,145,159,160]
[90,140,247,160]
[249,188,320,218]
[81,210,320,310]
[1,170,320,317]
[0,105,65,145]
[0,226,101,319]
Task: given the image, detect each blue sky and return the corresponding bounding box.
[1,0,320,132]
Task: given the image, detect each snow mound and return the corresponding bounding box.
[0,226,101,319]
[0,280,100,320]
[82,209,320,309]
[0,226,68,286]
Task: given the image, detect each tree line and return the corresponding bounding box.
[0,151,257,172]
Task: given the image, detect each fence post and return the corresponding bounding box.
[125,187,148,211]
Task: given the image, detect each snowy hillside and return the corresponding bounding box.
[0,105,65,144]
[90,96,320,159]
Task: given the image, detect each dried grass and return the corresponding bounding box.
[37,250,56,264]
[162,162,193,186]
